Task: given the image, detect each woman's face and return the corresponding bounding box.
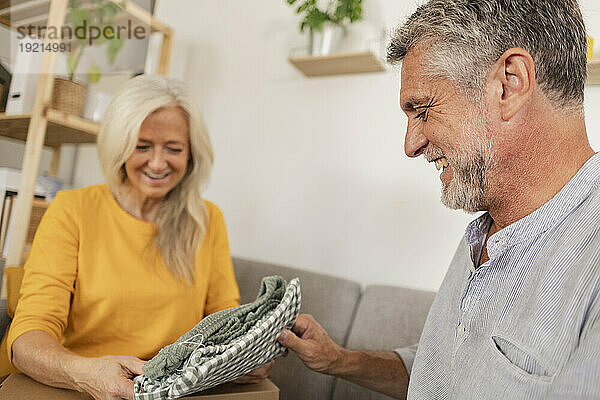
[124,106,190,201]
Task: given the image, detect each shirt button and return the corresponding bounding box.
[457,325,465,335]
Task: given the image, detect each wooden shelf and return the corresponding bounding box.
[0,110,98,146]
[289,51,386,77]
[288,52,600,83]
[587,59,600,86]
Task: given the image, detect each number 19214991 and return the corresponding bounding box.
[19,42,71,53]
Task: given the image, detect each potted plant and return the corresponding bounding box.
[52,0,125,116]
[286,0,363,56]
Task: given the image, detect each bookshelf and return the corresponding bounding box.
[0,0,173,296]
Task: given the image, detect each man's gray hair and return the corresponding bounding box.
[387,0,587,109]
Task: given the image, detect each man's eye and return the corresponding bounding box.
[413,99,435,122]
[416,110,429,121]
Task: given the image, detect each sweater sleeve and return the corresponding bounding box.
[204,204,240,315]
[7,191,79,363]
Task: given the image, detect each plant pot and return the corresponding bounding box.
[83,89,113,122]
[51,78,87,116]
[309,23,344,56]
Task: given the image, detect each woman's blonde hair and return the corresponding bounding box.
[97,74,214,283]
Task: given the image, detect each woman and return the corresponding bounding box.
[7,75,269,399]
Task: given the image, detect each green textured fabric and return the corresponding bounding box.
[143,275,288,380]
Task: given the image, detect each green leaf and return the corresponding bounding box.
[296,2,311,13]
[299,0,315,12]
[106,36,124,64]
[287,0,361,33]
[67,53,78,77]
[95,35,107,45]
[105,3,120,17]
[94,23,112,45]
[303,8,329,32]
[67,46,84,80]
[96,7,106,22]
[333,0,362,24]
[87,64,102,83]
[69,8,88,30]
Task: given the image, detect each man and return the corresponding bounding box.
[277,0,600,399]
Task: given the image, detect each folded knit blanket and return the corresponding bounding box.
[133,275,301,400]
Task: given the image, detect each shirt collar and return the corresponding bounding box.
[476,152,600,258]
[465,212,492,247]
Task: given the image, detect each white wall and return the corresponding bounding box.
[3,1,600,292]
[141,0,471,291]
[146,0,600,291]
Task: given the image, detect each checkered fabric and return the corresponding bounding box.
[143,275,291,379]
[133,276,301,400]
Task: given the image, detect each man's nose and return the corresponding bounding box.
[404,123,429,158]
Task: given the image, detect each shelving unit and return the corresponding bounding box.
[288,51,386,77]
[0,0,173,289]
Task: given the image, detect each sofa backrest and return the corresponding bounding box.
[233,257,362,400]
[332,285,436,400]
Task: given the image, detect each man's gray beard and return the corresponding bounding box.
[440,113,494,213]
[441,152,488,213]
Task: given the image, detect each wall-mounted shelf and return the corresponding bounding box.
[289,52,600,83]
[587,58,600,86]
[0,110,98,146]
[288,51,386,77]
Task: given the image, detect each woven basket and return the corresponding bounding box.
[51,78,87,116]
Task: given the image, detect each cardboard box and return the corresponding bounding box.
[0,374,279,400]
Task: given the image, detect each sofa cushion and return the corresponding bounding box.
[332,285,435,400]
[233,257,361,400]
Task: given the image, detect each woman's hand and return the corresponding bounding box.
[12,331,145,400]
[71,355,145,400]
[233,360,275,384]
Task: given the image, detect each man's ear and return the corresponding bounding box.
[488,48,536,121]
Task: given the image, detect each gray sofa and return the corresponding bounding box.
[0,257,436,399]
[233,257,436,400]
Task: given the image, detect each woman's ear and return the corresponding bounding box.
[488,48,536,121]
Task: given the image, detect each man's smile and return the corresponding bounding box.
[433,157,449,171]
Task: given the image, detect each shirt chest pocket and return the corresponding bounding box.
[490,334,554,380]
[466,334,557,399]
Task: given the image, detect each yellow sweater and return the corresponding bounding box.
[7,184,240,362]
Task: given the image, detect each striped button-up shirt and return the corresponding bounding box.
[398,153,600,399]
